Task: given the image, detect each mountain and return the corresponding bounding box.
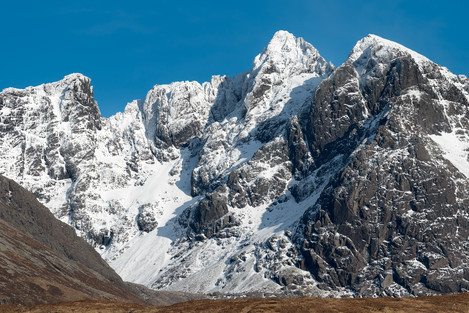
[0,30,468,297]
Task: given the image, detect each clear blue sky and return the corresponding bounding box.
[1,0,467,117]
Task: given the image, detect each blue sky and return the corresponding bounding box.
[1,0,467,116]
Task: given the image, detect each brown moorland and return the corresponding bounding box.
[2,293,469,313]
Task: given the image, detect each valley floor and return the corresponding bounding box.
[2,293,469,313]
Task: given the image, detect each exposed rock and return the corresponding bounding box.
[294,35,469,296]
[137,204,159,233]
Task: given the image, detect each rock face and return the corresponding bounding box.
[0,31,468,296]
[295,35,469,296]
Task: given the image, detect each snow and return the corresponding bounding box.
[112,145,340,294]
[430,130,469,178]
[104,150,197,285]
[405,88,423,102]
[348,34,431,67]
[254,30,326,75]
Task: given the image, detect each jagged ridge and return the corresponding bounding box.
[0,31,468,296]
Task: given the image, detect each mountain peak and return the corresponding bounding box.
[63,73,90,83]
[261,30,319,60]
[267,30,300,47]
[348,34,431,65]
[253,30,333,77]
[1,73,92,95]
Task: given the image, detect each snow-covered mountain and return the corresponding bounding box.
[1,30,468,297]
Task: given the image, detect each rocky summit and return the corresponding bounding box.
[0,30,468,297]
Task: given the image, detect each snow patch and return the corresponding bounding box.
[430,130,469,178]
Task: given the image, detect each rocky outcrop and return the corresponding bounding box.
[142,80,218,160]
[137,204,159,233]
[294,35,469,296]
[180,189,239,239]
